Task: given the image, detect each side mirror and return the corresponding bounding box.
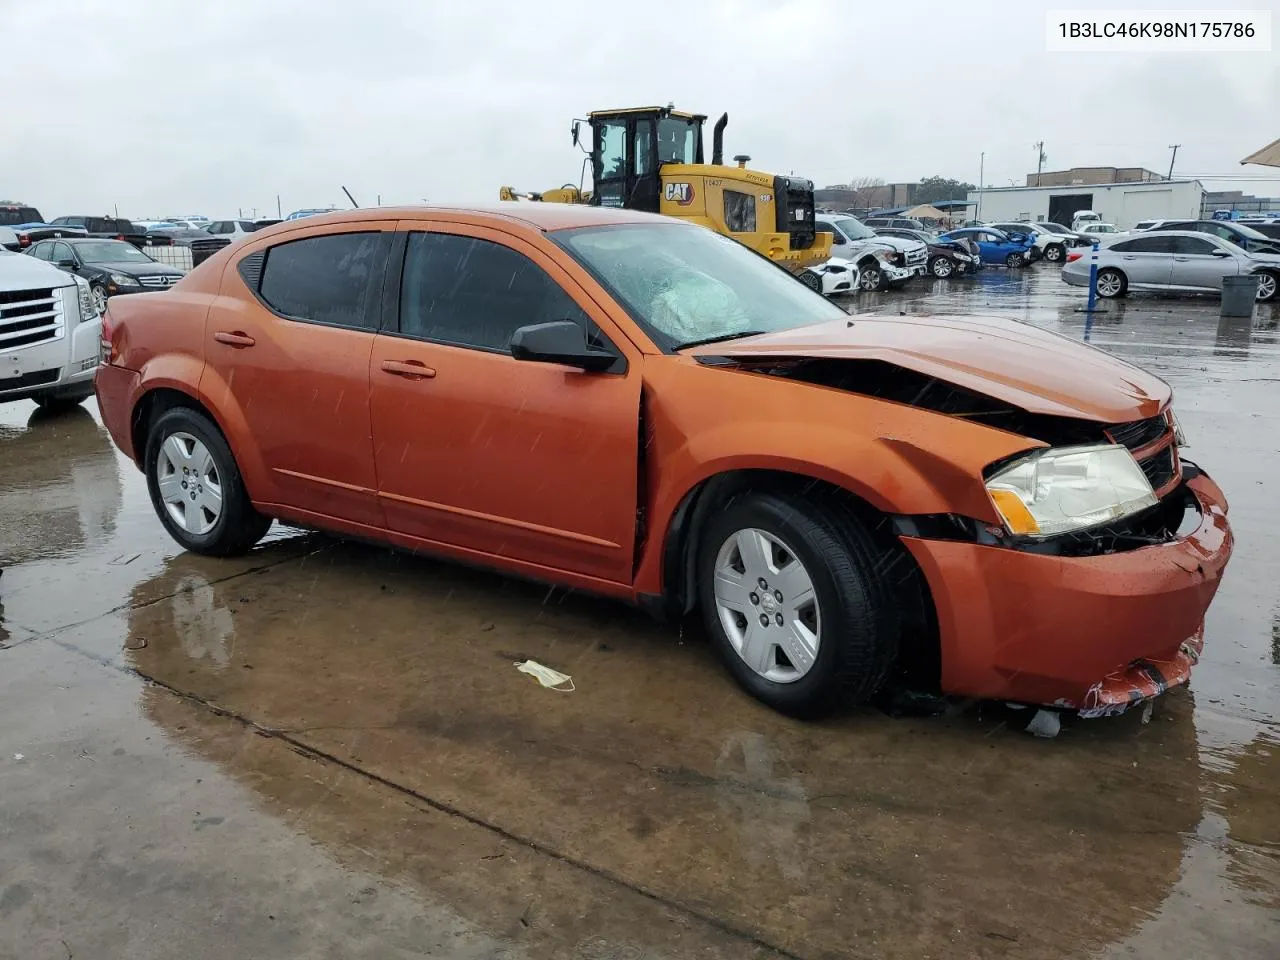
[510,320,616,372]
[55,258,77,269]
[571,120,581,147]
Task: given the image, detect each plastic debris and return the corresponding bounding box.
[1025,709,1062,739]
[13,753,24,761]
[1140,700,1155,724]
[514,660,574,692]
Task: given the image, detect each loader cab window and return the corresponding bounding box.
[594,119,627,207]
[724,190,756,233]
[633,119,654,175]
[657,117,697,165]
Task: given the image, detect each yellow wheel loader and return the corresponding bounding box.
[499,105,831,274]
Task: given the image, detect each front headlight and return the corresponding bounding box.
[883,252,904,265]
[1170,411,1188,447]
[71,274,96,320]
[985,444,1157,539]
[110,272,140,287]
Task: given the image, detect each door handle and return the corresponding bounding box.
[213,331,255,348]
[380,359,437,380]
[1122,255,1137,260]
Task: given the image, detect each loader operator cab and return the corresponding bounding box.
[581,107,705,211]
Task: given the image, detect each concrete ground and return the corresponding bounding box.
[1,268,1278,960]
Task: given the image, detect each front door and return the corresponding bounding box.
[201,224,392,527]
[1170,235,1241,291]
[368,222,642,583]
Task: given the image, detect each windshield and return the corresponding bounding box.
[555,223,846,350]
[833,217,875,240]
[1037,222,1069,233]
[657,117,698,165]
[0,207,42,225]
[1228,223,1270,241]
[75,240,154,263]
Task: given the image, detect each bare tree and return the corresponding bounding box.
[848,176,885,207]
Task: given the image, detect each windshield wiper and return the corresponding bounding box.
[677,330,768,350]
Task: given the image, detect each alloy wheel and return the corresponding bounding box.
[932,258,953,278]
[1255,272,1277,301]
[1097,271,1123,297]
[713,527,821,683]
[155,431,223,535]
[1045,245,1063,262]
[91,286,108,314]
[860,268,881,291]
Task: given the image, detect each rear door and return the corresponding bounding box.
[202,223,393,527]
[368,220,642,583]
[1109,235,1175,288]
[1170,235,1240,291]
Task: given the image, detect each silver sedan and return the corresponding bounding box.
[1060,230,1280,302]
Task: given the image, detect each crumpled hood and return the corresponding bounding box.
[682,313,1171,422]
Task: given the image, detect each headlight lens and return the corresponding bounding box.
[986,444,1157,539]
[110,272,139,287]
[883,252,903,265]
[1170,411,1188,447]
[71,274,96,320]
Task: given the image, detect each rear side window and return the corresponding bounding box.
[723,190,756,233]
[257,232,383,329]
[398,232,591,352]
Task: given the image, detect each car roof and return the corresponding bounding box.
[252,204,677,237]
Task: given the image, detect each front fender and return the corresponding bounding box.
[631,357,1043,596]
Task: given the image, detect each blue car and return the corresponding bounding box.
[937,227,1035,268]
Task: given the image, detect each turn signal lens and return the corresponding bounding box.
[989,489,1040,535]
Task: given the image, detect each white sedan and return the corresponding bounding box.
[802,257,860,297]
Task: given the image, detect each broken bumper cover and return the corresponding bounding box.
[900,469,1232,715]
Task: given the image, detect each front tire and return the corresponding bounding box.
[799,269,822,293]
[1096,267,1127,298]
[859,262,889,292]
[1005,252,1026,268]
[929,256,954,278]
[90,284,108,315]
[697,493,896,719]
[1255,270,1278,302]
[145,407,271,556]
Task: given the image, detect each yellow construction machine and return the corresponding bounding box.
[499,105,831,273]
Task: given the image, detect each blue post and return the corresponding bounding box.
[1085,240,1100,313]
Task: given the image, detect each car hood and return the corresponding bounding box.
[867,236,925,253]
[0,252,76,289]
[91,259,183,276]
[682,313,1170,422]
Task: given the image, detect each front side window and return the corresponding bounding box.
[399,232,592,352]
[258,232,382,328]
[595,119,627,198]
[51,242,74,263]
[723,190,756,233]
[633,119,654,176]
[1116,236,1177,254]
[555,223,846,350]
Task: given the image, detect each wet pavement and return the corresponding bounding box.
[2,268,1278,959]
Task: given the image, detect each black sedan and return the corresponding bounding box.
[26,237,184,313]
[874,227,981,278]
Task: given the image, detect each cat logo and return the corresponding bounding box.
[664,182,695,205]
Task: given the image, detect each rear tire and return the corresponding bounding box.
[145,406,271,556]
[1005,252,1026,268]
[1044,243,1065,262]
[1096,267,1128,298]
[696,492,896,719]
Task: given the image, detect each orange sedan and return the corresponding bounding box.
[95,205,1232,719]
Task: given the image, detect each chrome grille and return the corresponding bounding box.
[905,246,928,266]
[0,287,62,349]
[1139,445,1176,491]
[137,274,183,288]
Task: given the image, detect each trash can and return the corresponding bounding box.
[1221,275,1258,317]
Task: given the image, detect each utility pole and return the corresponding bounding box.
[276,194,282,218]
[1166,144,1180,180]
[976,152,984,223]
[1033,141,1046,186]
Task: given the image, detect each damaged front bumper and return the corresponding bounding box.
[899,467,1232,717]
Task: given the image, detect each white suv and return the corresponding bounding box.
[0,249,101,411]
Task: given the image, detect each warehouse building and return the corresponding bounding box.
[967,179,1205,229]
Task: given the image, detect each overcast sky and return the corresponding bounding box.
[4,0,1277,218]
